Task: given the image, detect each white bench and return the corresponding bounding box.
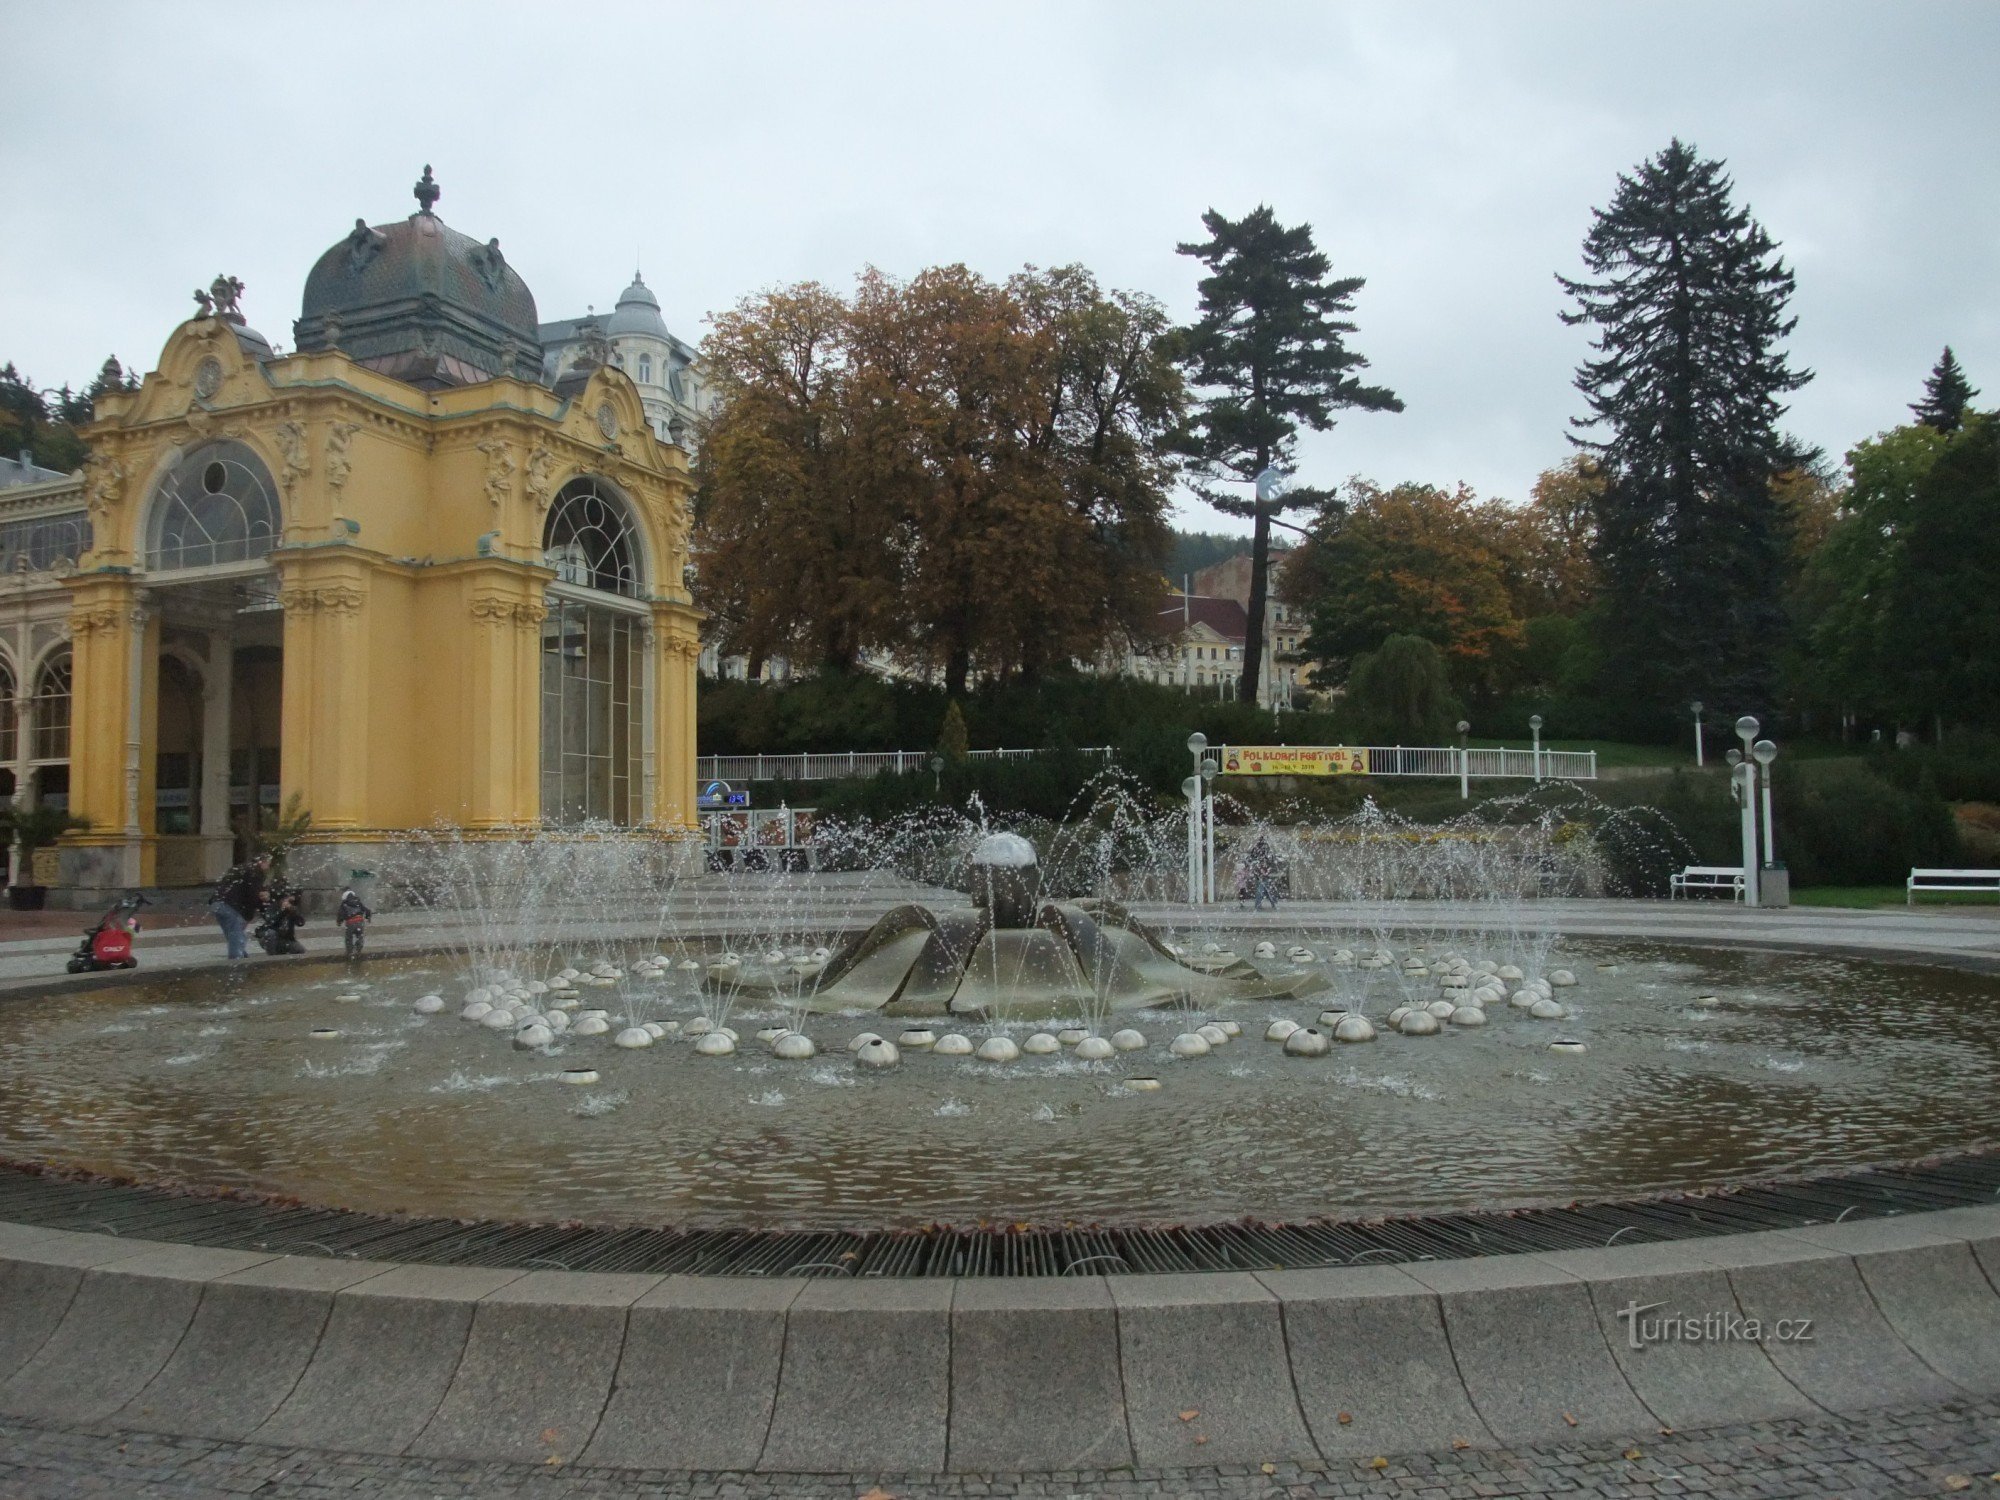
[1671,866,1746,901]
[1907,868,2000,904]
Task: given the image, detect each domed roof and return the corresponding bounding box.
[293,167,542,389]
[605,271,668,338]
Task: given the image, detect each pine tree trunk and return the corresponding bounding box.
[1240,482,1271,706]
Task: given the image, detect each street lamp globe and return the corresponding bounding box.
[1751,739,1777,767]
[1691,700,1703,716]
[1735,715,1760,744]
[1456,720,1470,736]
[1528,714,1543,731]
[1181,776,1201,799]
[1726,749,1742,767]
[1200,758,1219,781]
[1186,732,1207,754]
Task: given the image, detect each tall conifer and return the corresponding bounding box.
[1910,346,1978,433]
[1559,140,1809,730]
[1175,206,1400,706]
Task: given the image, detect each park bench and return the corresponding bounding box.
[1906,868,2000,904]
[1671,865,1746,901]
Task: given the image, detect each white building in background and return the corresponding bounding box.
[540,272,711,448]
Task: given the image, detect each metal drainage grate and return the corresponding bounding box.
[2,1152,1995,1277]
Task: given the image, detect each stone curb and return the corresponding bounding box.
[0,1204,1994,1472]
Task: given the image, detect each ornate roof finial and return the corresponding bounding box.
[414,164,440,215]
[208,274,246,325]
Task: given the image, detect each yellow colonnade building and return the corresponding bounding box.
[58,169,701,896]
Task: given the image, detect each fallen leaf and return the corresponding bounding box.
[1194,1434,1208,1446]
[858,1490,896,1500]
[1337,1411,1353,1425]
[1261,1463,1276,1475]
[1623,1448,1642,1461]
[1562,1411,1578,1427]
[1659,1426,1675,1436]
[1943,1479,1971,1492]
[1451,1438,1470,1451]
[1178,1409,1199,1422]
[541,1429,560,1443]
[1369,1456,1389,1470]
[544,1455,563,1467]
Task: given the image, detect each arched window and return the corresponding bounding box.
[542,477,642,598]
[31,653,70,760]
[148,441,281,570]
[540,477,646,826]
[0,660,14,764]
[637,354,652,384]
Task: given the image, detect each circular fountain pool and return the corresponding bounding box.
[3,938,1997,1231]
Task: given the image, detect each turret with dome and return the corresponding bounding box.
[541,269,708,447]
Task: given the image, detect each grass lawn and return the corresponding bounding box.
[1792,884,2000,910]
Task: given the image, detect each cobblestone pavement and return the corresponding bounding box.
[3,1399,1998,1500]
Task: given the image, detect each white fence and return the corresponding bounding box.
[696,744,1594,784]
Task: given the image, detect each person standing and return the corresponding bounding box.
[211,853,271,960]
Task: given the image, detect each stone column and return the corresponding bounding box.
[61,575,158,889]
[464,579,546,828]
[651,610,700,832]
[199,627,235,878]
[278,575,369,832]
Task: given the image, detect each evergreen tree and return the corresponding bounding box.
[1174,206,1401,707]
[1559,140,1810,733]
[1885,414,2000,734]
[1910,346,1978,433]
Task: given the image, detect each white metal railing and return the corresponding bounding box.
[696,743,1594,784]
[696,746,1116,783]
[1214,745,1597,781]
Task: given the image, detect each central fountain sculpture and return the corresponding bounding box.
[709,831,1328,1017]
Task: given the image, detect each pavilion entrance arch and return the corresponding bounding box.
[65,438,288,888]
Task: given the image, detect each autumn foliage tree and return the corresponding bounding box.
[695,265,1183,692]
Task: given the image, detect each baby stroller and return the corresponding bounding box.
[66,892,150,973]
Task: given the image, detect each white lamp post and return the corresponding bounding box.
[1752,738,1778,867]
[1692,701,1705,768]
[1456,720,1471,800]
[1201,756,1219,902]
[1185,732,1208,905]
[1735,716,1761,905]
[1529,713,1544,782]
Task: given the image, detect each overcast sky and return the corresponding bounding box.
[5,1,1995,530]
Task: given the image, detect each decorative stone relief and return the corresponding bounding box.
[475,439,517,510]
[276,420,311,495]
[595,401,618,441]
[325,422,360,496]
[71,606,127,638]
[280,585,364,615]
[192,356,224,401]
[82,455,124,529]
[524,447,559,513]
[469,595,550,630]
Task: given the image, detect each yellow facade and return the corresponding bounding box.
[58,302,701,893]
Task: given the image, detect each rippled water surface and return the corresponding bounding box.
[3,941,1997,1229]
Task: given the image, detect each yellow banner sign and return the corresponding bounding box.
[1219,746,1369,776]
